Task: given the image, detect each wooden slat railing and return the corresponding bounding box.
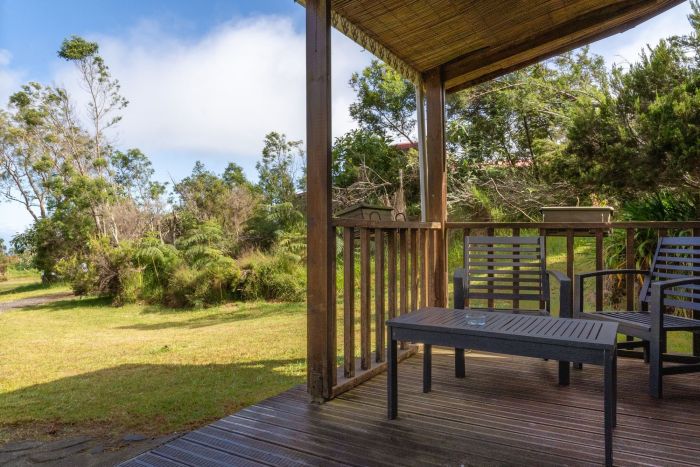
[331,220,700,398]
[331,219,441,397]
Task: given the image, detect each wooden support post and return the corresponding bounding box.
[424,67,447,307]
[306,0,334,402]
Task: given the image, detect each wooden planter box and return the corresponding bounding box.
[540,206,614,236]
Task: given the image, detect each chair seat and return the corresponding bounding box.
[470,308,548,316]
[593,311,700,331]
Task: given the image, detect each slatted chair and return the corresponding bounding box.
[574,236,700,398]
[453,236,571,377]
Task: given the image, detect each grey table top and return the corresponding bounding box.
[388,307,618,350]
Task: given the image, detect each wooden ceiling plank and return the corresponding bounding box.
[442,0,680,84]
[445,0,684,92]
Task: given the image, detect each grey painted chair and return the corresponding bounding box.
[453,236,571,376]
[574,236,700,398]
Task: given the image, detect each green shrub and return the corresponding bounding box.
[56,238,140,305]
[134,233,182,304]
[238,251,305,302]
[164,258,241,308]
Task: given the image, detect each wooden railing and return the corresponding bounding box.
[331,218,441,397]
[328,219,700,398]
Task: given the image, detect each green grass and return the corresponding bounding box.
[0,279,306,443]
[0,270,70,303]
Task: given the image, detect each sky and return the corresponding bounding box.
[0,0,695,243]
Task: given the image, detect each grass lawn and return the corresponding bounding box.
[2,242,695,445]
[0,275,306,444]
[0,269,71,303]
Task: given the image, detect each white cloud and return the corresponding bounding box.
[0,49,24,107]
[52,17,371,169]
[590,2,693,68]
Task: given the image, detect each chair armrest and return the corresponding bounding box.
[574,269,648,315]
[453,268,468,309]
[650,277,700,332]
[546,270,572,318]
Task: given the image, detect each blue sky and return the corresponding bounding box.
[0,0,694,242]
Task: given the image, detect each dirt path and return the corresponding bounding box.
[0,292,75,312]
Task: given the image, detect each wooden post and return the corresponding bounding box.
[306,0,334,402]
[424,67,447,307]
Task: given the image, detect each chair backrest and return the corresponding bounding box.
[639,237,700,311]
[463,236,547,311]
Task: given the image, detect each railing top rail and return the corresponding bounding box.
[333,218,441,229]
[446,221,700,229]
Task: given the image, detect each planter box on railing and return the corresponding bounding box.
[540,206,614,236]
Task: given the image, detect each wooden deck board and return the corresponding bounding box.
[122,350,700,466]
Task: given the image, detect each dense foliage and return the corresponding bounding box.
[2,5,700,307]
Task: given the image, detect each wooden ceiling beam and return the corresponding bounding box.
[442,0,683,93]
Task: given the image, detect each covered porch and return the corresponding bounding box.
[124,1,699,465]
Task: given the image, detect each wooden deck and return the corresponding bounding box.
[121,349,700,466]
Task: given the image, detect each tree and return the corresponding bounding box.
[256,132,303,205]
[174,161,257,253]
[332,129,418,210]
[349,60,416,143]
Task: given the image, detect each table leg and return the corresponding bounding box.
[455,348,465,378]
[388,336,398,420]
[423,344,432,393]
[604,350,614,467]
[558,361,570,386]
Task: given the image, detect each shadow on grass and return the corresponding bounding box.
[0,281,54,297]
[20,296,112,311]
[116,301,305,331]
[0,358,306,442]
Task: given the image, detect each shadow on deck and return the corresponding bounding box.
[121,349,700,466]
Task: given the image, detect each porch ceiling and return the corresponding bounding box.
[299,0,683,92]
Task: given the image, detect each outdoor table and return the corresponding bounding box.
[387,307,619,467]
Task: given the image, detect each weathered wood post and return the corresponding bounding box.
[424,67,447,307]
[306,0,334,402]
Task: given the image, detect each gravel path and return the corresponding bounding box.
[0,292,75,312]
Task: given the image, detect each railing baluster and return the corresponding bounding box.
[399,229,408,350]
[486,227,494,309]
[410,229,418,312]
[343,227,354,378]
[539,227,546,310]
[420,229,428,308]
[360,228,371,370]
[374,228,385,363]
[595,228,604,310]
[388,229,397,320]
[694,227,700,357]
[512,227,520,310]
[565,229,574,317]
[331,228,337,387]
[626,228,635,312]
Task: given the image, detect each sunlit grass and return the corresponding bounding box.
[0,294,306,443]
[0,271,70,303]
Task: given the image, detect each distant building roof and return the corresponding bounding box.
[392,142,417,152]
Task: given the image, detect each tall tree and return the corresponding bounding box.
[256,132,303,205]
[349,60,416,143]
